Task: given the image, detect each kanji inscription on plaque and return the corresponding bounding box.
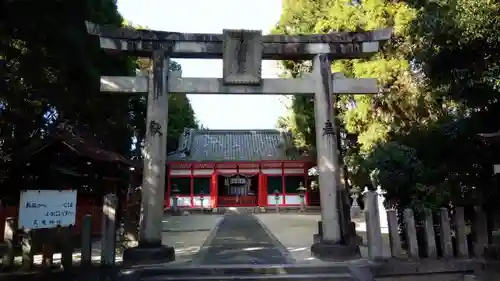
[222,29,262,85]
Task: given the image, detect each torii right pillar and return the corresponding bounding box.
[310,54,361,260]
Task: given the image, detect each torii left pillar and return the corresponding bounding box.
[123,50,175,264]
[310,54,361,260]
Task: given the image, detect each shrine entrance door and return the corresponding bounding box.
[217,174,258,207]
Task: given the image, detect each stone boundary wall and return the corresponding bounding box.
[361,190,500,280]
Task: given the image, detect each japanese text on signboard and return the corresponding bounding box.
[18,190,77,229]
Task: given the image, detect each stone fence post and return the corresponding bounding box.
[364,190,383,260]
[384,205,490,260]
[386,209,403,257]
[422,208,437,259]
[472,206,488,258]
[439,207,453,258]
[101,193,118,266]
[81,214,93,266]
[2,217,15,268]
[403,208,419,259]
[454,207,469,258]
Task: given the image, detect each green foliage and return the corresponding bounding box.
[275,0,500,209]
[2,0,131,156]
[2,0,198,170]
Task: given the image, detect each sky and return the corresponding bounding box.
[117,0,288,129]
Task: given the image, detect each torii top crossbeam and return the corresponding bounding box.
[85,22,392,60]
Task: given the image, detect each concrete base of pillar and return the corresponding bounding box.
[123,244,175,265]
[310,241,360,261]
[344,221,363,245]
[483,244,500,260]
[313,233,321,244]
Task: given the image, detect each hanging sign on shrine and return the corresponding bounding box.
[223,175,254,196]
[224,175,249,186]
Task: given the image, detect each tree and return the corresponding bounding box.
[2,4,199,171]
[400,0,500,207]
[274,0,429,197]
[2,0,133,162]
[274,0,500,209]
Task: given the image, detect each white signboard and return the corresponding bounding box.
[18,190,77,229]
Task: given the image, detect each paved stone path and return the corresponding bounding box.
[161,214,222,264]
[255,213,324,264]
[255,213,392,263]
[192,214,295,265]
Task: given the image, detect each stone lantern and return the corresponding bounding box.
[350,193,362,219]
[297,182,307,212]
[274,189,281,213]
[199,188,205,213]
[171,185,180,215]
[310,180,318,190]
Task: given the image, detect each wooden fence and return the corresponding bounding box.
[0,197,129,240]
[0,193,120,276]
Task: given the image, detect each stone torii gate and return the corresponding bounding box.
[86,22,392,263]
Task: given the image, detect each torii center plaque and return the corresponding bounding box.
[222,29,262,85]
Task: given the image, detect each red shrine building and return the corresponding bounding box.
[166,129,312,209]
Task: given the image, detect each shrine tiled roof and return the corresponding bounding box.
[168,129,299,162]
